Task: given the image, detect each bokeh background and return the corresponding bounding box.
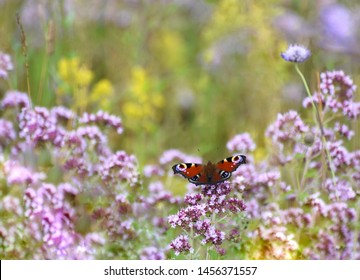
[1,0,359,164]
[1,0,360,260]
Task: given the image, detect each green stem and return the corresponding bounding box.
[300,149,310,190]
[294,64,337,186]
[189,226,195,260]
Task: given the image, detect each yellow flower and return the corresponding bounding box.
[58,57,80,83]
[90,79,114,102]
[89,79,114,110]
[123,102,143,119]
[122,66,164,132]
[76,66,93,87]
[152,94,164,108]
[151,31,185,69]
[57,57,93,88]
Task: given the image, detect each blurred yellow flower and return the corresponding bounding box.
[151,31,185,70]
[123,102,143,119]
[58,57,79,82]
[122,66,164,132]
[58,57,93,88]
[76,67,93,87]
[90,79,114,110]
[57,57,110,113]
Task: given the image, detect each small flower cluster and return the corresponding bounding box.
[303,194,357,259]
[0,119,16,149]
[140,246,165,260]
[201,184,246,214]
[145,181,181,205]
[266,110,309,143]
[159,149,202,166]
[168,182,246,257]
[227,133,256,153]
[19,106,66,147]
[19,182,106,259]
[303,70,360,119]
[169,235,193,256]
[281,44,311,63]
[98,151,139,187]
[80,111,123,134]
[3,160,45,185]
[0,52,13,79]
[266,110,308,163]
[1,90,31,109]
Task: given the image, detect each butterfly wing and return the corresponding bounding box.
[172,163,204,184]
[213,155,247,183]
[216,155,246,171]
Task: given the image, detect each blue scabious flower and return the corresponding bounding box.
[281,44,311,63]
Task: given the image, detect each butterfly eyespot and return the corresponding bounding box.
[219,170,230,179]
[190,174,201,182]
[232,155,246,163]
[176,163,187,171]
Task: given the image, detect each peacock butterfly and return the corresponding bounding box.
[172,155,246,185]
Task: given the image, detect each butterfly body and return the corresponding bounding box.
[172,155,246,185]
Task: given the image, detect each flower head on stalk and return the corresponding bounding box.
[303,70,359,119]
[168,181,246,258]
[281,44,311,63]
[0,52,13,79]
[169,235,194,256]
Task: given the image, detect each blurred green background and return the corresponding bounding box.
[1,0,359,166]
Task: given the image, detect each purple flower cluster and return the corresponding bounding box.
[98,151,139,187]
[325,178,355,202]
[140,246,165,260]
[1,90,31,109]
[227,133,256,153]
[266,110,308,164]
[266,110,308,143]
[19,106,66,147]
[0,88,148,259]
[0,52,13,79]
[145,181,181,205]
[334,122,354,140]
[304,194,357,259]
[80,111,123,134]
[303,70,359,119]
[0,119,16,149]
[51,106,75,122]
[168,182,246,257]
[281,44,311,63]
[201,184,246,214]
[169,235,193,256]
[4,160,46,185]
[143,164,165,177]
[159,149,202,165]
[168,204,207,228]
[20,182,106,259]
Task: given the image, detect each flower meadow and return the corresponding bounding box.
[1,1,360,260]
